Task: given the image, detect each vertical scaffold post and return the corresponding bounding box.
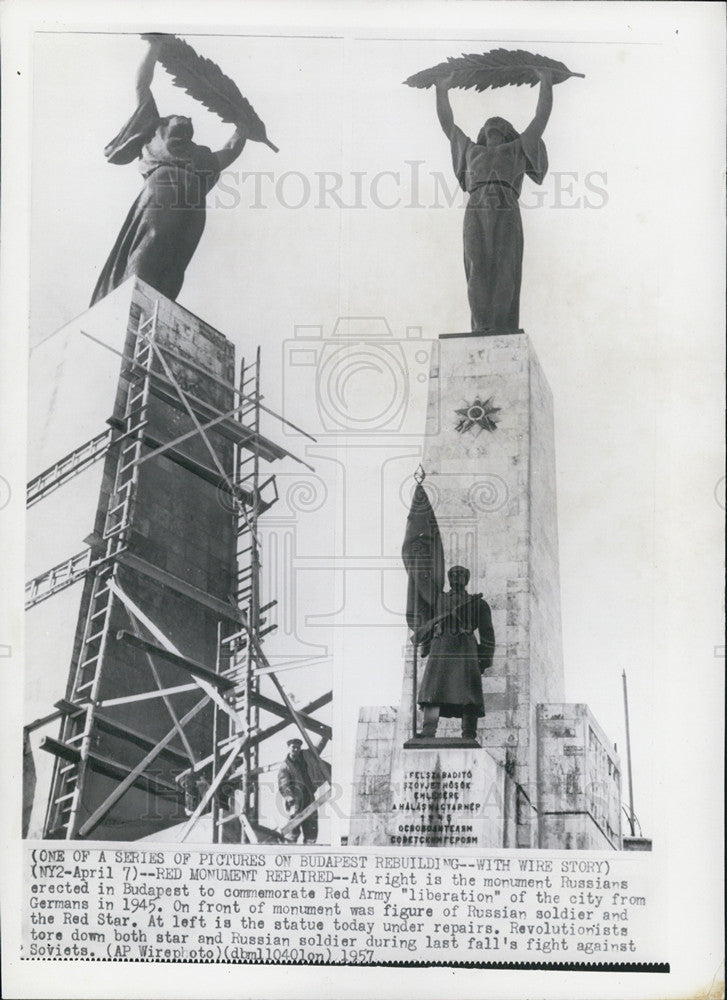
[248,346,262,826]
[44,304,157,838]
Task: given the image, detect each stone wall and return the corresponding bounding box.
[349,706,401,846]
[81,281,238,839]
[536,703,622,850]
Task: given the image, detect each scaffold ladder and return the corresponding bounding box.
[205,349,276,841]
[42,309,157,839]
[26,429,112,507]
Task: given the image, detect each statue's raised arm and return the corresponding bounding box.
[135,34,162,103]
[434,76,456,141]
[520,67,554,145]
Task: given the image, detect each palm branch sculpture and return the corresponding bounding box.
[404,48,584,91]
[143,33,278,151]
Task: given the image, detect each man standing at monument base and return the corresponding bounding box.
[415,565,495,739]
[277,738,319,844]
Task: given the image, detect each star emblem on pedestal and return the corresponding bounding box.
[454,396,501,435]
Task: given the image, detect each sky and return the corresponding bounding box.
[14,7,725,851]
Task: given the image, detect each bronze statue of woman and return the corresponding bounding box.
[435,68,554,333]
[91,36,265,306]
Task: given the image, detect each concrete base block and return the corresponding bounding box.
[349,706,514,848]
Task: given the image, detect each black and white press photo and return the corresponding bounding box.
[0,2,724,998]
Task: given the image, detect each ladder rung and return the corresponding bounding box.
[123,417,148,435]
[222,670,246,681]
[54,791,77,803]
[216,813,241,827]
[222,628,248,644]
[221,658,247,670]
[217,732,246,748]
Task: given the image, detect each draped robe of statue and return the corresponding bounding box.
[417,589,495,719]
[450,119,547,333]
[91,94,221,305]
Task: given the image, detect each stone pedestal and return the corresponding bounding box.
[350,741,514,848]
[351,332,565,847]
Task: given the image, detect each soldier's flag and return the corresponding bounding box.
[401,483,445,637]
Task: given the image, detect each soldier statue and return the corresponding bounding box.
[415,565,495,739]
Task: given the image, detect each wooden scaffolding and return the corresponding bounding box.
[25,298,331,843]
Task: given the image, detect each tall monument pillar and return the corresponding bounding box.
[349,331,568,848]
[417,332,565,844]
